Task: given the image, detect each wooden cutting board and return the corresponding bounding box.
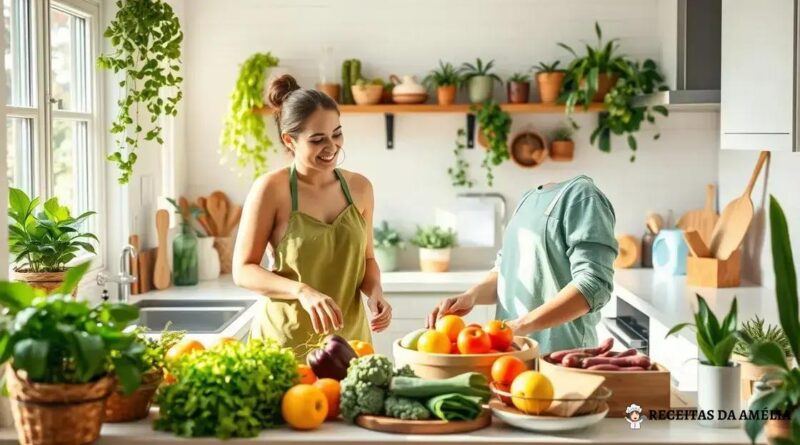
[355,409,491,434]
[137,248,156,294]
[613,234,640,269]
[129,235,140,294]
[676,184,719,245]
[153,209,171,290]
[540,367,606,417]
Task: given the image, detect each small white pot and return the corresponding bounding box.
[697,362,741,428]
[197,237,221,281]
[418,248,451,273]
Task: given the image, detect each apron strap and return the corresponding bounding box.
[334,169,354,205]
[289,165,299,211]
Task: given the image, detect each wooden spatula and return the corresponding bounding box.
[708,151,770,260]
[684,230,712,258]
[153,209,171,290]
[197,196,217,236]
[224,204,243,236]
[129,235,140,294]
[676,184,719,245]
[206,192,228,236]
[646,213,663,235]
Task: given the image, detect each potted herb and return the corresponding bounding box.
[220,52,280,177]
[460,58,501,104]
[0,262,145,445]
[549,126,575,161]
[744,197,800,445]
[506,72,530,104]
[373,221,404,272]
[667,295,739,428]
[734,316,793,402]
[474,100,512,187]
[410,226,457,273]
[533,61,565,104]
[424,61,462,105]
[8,188,97,293]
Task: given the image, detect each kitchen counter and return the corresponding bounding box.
[0,413,763,444]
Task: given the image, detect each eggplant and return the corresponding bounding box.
[306,334,358,381]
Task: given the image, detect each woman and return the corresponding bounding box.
[427,176,618,353]
[233,74,391,356]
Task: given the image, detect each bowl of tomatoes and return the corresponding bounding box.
[392,316,539,380]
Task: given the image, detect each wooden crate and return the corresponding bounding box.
[539,358,671,417]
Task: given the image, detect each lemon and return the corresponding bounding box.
[510,371,554,414]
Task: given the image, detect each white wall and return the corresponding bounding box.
[181,0,721,270]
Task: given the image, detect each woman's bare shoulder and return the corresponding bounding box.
[248,168,291,207]
[338,169,372,192]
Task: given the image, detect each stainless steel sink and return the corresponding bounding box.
[134,299,255,334]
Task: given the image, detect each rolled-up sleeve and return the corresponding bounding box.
[563,195,618,313]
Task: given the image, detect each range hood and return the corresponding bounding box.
[632,0,720,109]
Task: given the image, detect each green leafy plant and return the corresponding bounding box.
[424,61,463,89]
[220,52,280,177]
[533,60,563,73]
[374,221,404,250]
[735,316,792,358]
[410,226,457,250]
[551,126,574,141]
[667,295,738,367]
[134,324,185,374]
[97,0,183,184]
[474,100,512,187]
[154,339,298,438]
[460,58,502,83]
[8,188,97,273]
[744,197,800,444]
[559,22,624,109]
[0,262,145,394]
[341,59,362,104]
[447,128,474,188]
[507,72,530,83]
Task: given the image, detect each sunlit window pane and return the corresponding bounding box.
[50,6,87,112]
[51,118,88,213]
[4,0,34,107]
[7,116,33,193]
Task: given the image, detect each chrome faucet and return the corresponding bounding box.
[97,244,138,303]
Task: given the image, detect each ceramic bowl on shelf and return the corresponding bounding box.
[489,399,609,433]
[352,84,383,105]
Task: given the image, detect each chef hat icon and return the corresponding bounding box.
[626,404,642,414]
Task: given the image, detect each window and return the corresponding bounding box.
[5,0,102,264]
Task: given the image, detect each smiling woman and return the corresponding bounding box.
[232,75,392,359]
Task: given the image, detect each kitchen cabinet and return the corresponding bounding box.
[720,0,799,151]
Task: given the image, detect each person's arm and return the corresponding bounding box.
[232,173,343,333]
[506,285,589,335]
[356,175,391,332]
[426,271,498,328]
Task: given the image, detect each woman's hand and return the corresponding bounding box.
[426,292,477,328]
[367,292,392,333]
[297,284,344,334]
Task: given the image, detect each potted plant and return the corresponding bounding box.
[744,197,800,445]
[0,262,145,445]
[97,0,183,184]
[558,23,623,104]
[506,72,530,104]
[104,327,185,423]
[474,100,512,187]
[734,316,793,402]
[533,61,565,104]
[667,295,739,428]
[220,52,280,177]
[549,126,575,161]
[410,226,457,273]
[8,188,97,293]
[423,61,462,105]
[447,128,474,188]
[352,77,385,105]
[460,58,501,104]
[373,221,404,272]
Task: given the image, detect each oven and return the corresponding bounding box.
[601,298,650,355]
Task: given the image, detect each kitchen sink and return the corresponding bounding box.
[134,299,255,334]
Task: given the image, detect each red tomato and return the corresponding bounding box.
[457,327,491,354]
[491,355,527,385]
[483,320,513,351]
[494,382,514,407]
[450,342,460,354]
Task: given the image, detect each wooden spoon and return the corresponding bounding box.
[206,192,228,236]
[684,230,712,258]
[224,204,243,236]
[153,209,171,290]
[646,214,663,235]
[708,151,770,260]
[197,196,217,236]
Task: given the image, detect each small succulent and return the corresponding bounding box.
[533,60,562,73]
[423,61,462,88]
[735,316,793,358]
[551,126,574,141]
[507,72,530,83]
[373,221,404,250]
[460,58,502,83]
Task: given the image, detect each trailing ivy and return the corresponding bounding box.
[98,0,183,184]
[220,53,280,177]
[447,128,473,188]
[475,101,511,187]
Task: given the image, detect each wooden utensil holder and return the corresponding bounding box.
[686,250,741,288]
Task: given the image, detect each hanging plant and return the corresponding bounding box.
[447,128,474,188]
[474,100,511,187]
[220,53,280,177]
[98,0,183,184]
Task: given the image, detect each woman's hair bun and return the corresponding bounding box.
[268,74,301,109]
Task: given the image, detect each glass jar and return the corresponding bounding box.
[173,223,198,286]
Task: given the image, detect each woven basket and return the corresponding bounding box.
[214,236,235,274]
[10,270,76,296]
[6,366,113,445]
[103,370,162,423]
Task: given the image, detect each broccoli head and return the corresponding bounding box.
[384,395,430,420]
[393,364,417,378]
[346,354,394,386]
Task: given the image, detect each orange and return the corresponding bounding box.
[313,378,341,419]
[491,356,527,385]
[298,364,317,384]
[484,320,514,351]
[165,339,205,364]
[417,330,451,354]
[435,315,466,342]
[281,384,328,430]
[510,371,553,414]
[457,326,491,354]
[348,340,374,357]
[163,372,177,385]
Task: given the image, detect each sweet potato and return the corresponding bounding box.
[587,364,621,370]
[581,355,651,369]
[548,338,614,362]
[561,352,592,368]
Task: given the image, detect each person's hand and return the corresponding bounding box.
[504,318,526,336]
[367,292,392,333]
[426,292,476,329]
[297,284,344,334]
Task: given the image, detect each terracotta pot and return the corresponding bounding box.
[579,73,619,102]
[437,85,457,105]
[766,418,792,444]
[381,86,394,104]
[536,71,565,104]
[104,370,163,423]
[316,83,341,103]
[509,131,547,168]
[351,84,383,105]
[10,269,73,295]
[507,81,530,104]
[550,139,575,161]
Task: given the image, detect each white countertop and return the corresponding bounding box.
[0,413,763,444]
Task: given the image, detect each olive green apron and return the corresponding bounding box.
[250,165,371,359]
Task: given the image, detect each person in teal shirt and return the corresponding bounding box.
[427,175,618,353]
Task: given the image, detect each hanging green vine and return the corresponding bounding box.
[220,53,280,177]
[475,101,511,187]
[98,0,183,184]
[447,128,473,188]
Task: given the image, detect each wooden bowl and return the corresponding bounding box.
[509,131,547,168]
[393,93,428,104]
[393,337,539,380]
[351,84,383,105]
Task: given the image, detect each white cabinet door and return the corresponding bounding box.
[720,0,798,151]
